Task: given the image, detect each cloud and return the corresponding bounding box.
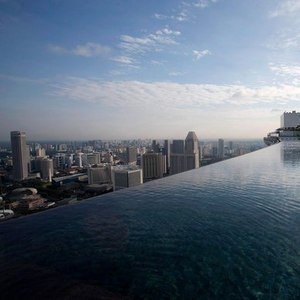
[153,10,189,22]
[269,63,300,76]
[270,0,300,17]
[150,60,163,65]
[168,71,186,76]
[48,42,111,57]
[193,49,211,60]
[153,0,217,23]
[266,30,300,49]
[111,56,138,66]
[154,13,169,20]
[193,0,218,8]
[119,28,181,54]
[52,78,300,109]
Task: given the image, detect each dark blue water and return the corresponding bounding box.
[1,142,300,299]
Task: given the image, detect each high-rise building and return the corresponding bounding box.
[126,147,137,164]
[88,166,111,185]
[218,139,224,159]
[163,140,171,174]
[185,131,200,171]
[40,158,54,182]
[142,153,166,180]
[82,152,101,167]
[280,111,300,128]
[170,132,200,175]
[111,165,142,191]
[171,140,185,154]
[152,140,160,153]
[10,131,28,181]
[35,148,46,157]
[74,153,83,168]
[53,153,66,169]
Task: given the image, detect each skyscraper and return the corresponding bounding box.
[218,138,224,159]
[163,140,171,174]
[170,132,200,175]
[111,165,143,191]
[185,131,200,171]
[142,153,166,180]
[126,146,137,164]
[10,131,28,181]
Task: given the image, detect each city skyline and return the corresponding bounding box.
[1,0,300,140]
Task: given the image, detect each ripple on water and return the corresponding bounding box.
[1,142,300,299]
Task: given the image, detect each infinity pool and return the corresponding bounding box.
[1,142,300,299]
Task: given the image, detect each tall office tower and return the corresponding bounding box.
[74,153,83,168]
[126,146,137,164]
[152,140,160,153]
[53,153,66,169]
[185,131,200,171]
[88,166,111,185]
[280,111,300,127]
[163,140,171,174]
[170,140,185,175]
[40,158,54,182]
[65,154,73,168]
[10,131,28,181]
[229,141,233,151]
[218,139,225,159]
[170,132,200,175]
[142,153,166,180]
[171,140,185,154]
[112,165,143,191]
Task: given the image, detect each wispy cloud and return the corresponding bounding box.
[193,0,218,9]
[52,78,300,109]
[193,49,211,60]
[270,0,300,17]
[111,55,138,66]
[119,28,181,54]
[154,10,189,22]
[265,30,300,50]
[48,42,111,57]
[269,63,300,76]
[168,71,186,76]
[153,0,217,23]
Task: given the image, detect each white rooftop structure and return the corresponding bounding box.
[280,111,300,128]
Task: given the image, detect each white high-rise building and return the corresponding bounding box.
[74,153,83,168]
[10,131,28,181]
[280,111,300,128]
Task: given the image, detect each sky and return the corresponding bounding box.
[1,0,300,141]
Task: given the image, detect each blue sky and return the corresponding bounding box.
[1,0,300,141]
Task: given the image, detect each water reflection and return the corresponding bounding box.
[280,141,300,166]
[1,143,300,299]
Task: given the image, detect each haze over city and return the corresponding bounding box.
[1,0,300,141]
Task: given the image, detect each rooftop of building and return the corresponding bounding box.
[185,131,198,140]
